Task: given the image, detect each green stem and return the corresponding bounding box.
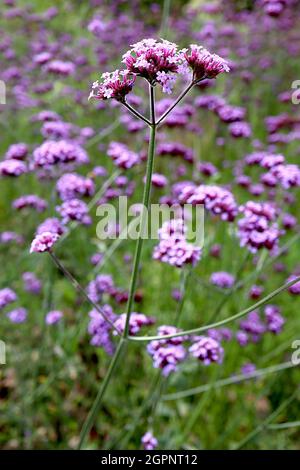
[78,339,126,449]
[163,361,296,401]
[129,274,300,342]
[123,85,156,338]
[49,252,120,334]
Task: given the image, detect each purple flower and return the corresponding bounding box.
[113,312,155,336]
[178,184,238,222]
[13,195,47,212]
[45,60,75,76]
[7,307,27,323]
[239,311,266,342]
[32,140,89,169]
[264,305,285,334]
[89,70,135,102]
[153,219,201,268]
[249,285,264,299]
[36,217,65,236]
[229,121,252,138]
[287,274,300,295]
[45,310,63,325]
[30,231,60,253]
[141,431,158,450]
[56,199,91,225]
[107,142,139,169]
[56,173,95,200]
[189,336,224,364]
[241,363,256,375]
[87,274,114,303]
[0,159,27,176]
[147,325,187,376]
[22,272,42,295]
[185,45,230,81]
[0,231,23,244]
[88,305,116,355]
[210,271,235,289]
[0,288,17,310]
[5,143,28,160]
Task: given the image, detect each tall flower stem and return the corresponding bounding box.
[129,274,300,342]
[123,84,156,338]
[78,338,126,449]
[78,84,157,448]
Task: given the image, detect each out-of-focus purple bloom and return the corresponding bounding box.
[0,159,27,176]
[36,217,65,236]
[87,274,114,303]
[153,219,201,268]
[32,140,89,169]
[189,336,224,364]
[45,310,63,325]
[141,431,158,450]
[5,143,28,160]
[22,272,42,295]
[45,60,75,76]
[13,195,47,212]
[287,274,300,295]
[56,173,95,200]
[0,231,23,244]
[7,307,27,323]
[229,121,252,138]
[249,285,264,299]
[147,325,187,376]
[210,271,235,289]
[264,304,285,333]
[241,363,256,375]
[88,305,116,355]
[0,288,17,310]
[56,199,91,225]
[107,141,139,169]
[113,312,155,336]
[30,231,60,253]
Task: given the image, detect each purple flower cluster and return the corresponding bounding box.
[189,336,224,365]
[7,307,27,323]
[210,271,235,289]
[178,183,238,222]
[5,143,28,160]
[12,195,47,212]
[0,159,27,177]
[22,272,42,294]
[32,140,89,169]
[107,141,140,169]
[88,305,116,355]
[147,325,187,376]
[45,310,63,325]
[113,312,155,336]
[45,60,75,76]
[141,432,158,451]
[185,44,230,81]
[56,199,91,225]
[56,173,95,200]
[36,217,65,236]
[87,274,114,303]
[89,70,135,102]
[238,201,281,252]
[0,287,17,309]
[153,219,201,268]
[237,304,284,345]
[30,231,60,253]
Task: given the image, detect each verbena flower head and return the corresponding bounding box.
[0,159,27,177]
[88,305,116,355]
[107,141,140,169]
[0,287,17,310]
[32,140,89,169]
[141,431,158,451]
[30,231,60,253]
[7,307,27,323]
[113,312,155,336]
[22,272,42,294]
[45,310,63,325]
[89,69,135,102]
[189,336,224,365]
[122,38,186,91]
[185,45,230,81]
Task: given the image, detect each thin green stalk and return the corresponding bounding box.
[123,85,156,338]
[268,420,300,430]
[160,0,171,37]
[129,274,300,342]
[122,100,151,126]
[78,339,126,449]
[49,252,120,334]
[163,361,296,401]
